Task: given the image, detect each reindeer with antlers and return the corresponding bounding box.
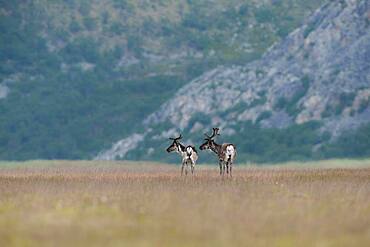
[200,128,236,177]
[166,134,198,176]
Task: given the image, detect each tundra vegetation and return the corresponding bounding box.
[0,160,369,246]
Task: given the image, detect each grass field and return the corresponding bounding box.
[0,160,369,247]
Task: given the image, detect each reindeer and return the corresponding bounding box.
[199,128,236,177]
[166,134,198,176]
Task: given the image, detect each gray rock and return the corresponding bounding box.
[97,0,370,160]
[0,84,9,100]
[95,132,147,160]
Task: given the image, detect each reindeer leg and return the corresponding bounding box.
[230,162,232,177]
[181,162,185,176]
[185,160,188,176]
[226,162,229,175]
[219,160,223,176]
[191,162,195,175]
[221,161,225,177]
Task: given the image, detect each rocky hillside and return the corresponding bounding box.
[97,0,370,162]
[0,0,325,160]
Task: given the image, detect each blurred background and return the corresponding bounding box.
[0,0,369,163]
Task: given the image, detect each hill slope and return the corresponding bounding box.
[0,0,325,160]
[97,0,370,162]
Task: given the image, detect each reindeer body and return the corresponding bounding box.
[166,135,198,175]
[184,146,198,175]
[200,128,236,176]
[222,143,237,163]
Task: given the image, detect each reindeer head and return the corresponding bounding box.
[199,128,220,150]
[166,134,183,153]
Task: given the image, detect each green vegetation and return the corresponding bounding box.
[228,121,324,163]
[321,123,370,158]
[142,118,370,164]
[256,111,272,123]
[322,92,356,117]
[0,0,328,160]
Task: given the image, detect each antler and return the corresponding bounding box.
[204,128,220,139]
[169,134,182,141]
[213,127,220,136]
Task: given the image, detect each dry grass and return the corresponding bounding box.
[0,160,369,247]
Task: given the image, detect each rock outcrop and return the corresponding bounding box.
[98,0,370,160]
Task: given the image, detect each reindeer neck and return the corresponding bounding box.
[210,141,222,156]
[177,142,186,153]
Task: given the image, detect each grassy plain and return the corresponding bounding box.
[0,160,369,247]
